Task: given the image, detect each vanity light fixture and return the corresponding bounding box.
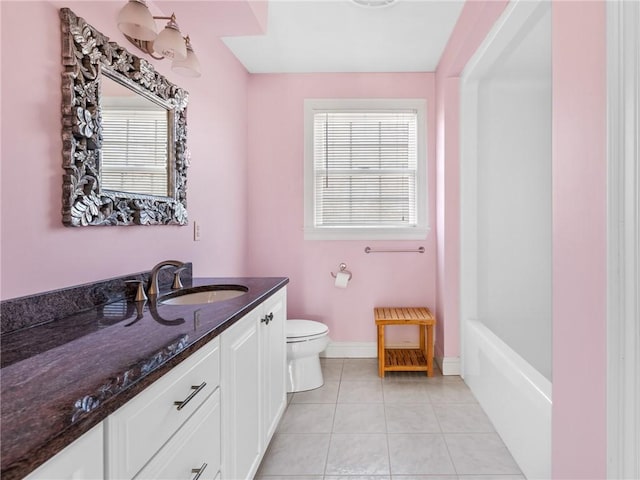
[117,0,201,77]
[171,36,202,78]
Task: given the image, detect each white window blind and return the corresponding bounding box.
[313,110,418,228]
[101,108,169,197]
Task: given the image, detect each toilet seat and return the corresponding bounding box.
[287,319,328,343]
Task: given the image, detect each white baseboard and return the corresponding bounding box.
[321,341,377,358]
[320,342,458,376]
[436,356,461,376]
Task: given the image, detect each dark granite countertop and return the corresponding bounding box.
[0,276,288,480]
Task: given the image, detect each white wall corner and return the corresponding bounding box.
[606,1,640,478]
[436,356,461,376]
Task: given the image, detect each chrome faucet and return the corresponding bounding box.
[148,260,185,297]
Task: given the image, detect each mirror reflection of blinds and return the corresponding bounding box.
[101,109,169,197]
[313,111,418,228]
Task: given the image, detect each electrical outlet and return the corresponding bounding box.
[194,221,201,241]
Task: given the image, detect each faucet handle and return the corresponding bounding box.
[172,267,188,290]
[125,280,148,302]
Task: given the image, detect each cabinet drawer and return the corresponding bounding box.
[107,338,220,479]
[134,389,221,480]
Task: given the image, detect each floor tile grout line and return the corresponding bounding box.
[323,370,339,478]
[432,400,446,434]
[442,428,461,477]
[382,371,392,477]
[259,359,522,478]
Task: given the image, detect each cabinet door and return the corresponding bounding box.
[134,389,220,480]
[260,289,287,447]
[221,311,261,480]
[25,423,103,480]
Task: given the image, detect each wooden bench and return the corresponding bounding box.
[374,307,436,377]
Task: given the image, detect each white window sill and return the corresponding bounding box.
[304,226,430,241]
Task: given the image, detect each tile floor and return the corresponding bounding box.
[256,358,524,480]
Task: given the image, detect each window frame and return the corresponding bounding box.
[304,98,429,240]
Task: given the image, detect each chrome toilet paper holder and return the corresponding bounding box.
[330,263,353,281]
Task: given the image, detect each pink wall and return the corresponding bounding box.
[0,1,251,300]
[433,0,608,476]
[246,73,436,344]
[434,0,509,359]
[551,1,607,477]
[156,0,268,37]
[248,1,269,34]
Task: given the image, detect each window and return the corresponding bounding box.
[304,99,428,240]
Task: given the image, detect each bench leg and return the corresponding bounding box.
[426,325,434,377]
[377,325,385,377]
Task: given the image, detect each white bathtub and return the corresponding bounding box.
[463,319,551,479]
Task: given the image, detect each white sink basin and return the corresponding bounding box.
[160,285,248,306]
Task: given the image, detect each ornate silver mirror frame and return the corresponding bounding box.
[60,8,189,226]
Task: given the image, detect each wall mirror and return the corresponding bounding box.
[60,8,189,226]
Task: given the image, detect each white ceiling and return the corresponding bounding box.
[221,0,465,73]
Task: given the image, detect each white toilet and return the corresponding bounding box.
[286,319,330,393]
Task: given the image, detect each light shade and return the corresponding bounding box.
[172,37,201,77]
[117,0,157,41]
[154,15,187,60]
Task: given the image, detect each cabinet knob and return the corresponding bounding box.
[261,312,274,325]
[191,462,208,480]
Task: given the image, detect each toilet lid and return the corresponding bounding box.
[287,319,329,339]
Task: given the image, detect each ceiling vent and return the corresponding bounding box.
[351,0,398,8]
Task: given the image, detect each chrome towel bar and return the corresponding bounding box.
[364,246,425,254]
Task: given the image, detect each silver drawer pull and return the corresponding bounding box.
[174,382,207,411]
[191,462,208,480]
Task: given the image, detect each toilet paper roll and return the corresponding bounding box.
[334,271,350,288]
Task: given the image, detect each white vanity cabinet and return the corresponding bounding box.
[106,337,221,480]
[25,423,104,480]
[259,289,287,447]
[21,286,287,480]
[221,288,287,480]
